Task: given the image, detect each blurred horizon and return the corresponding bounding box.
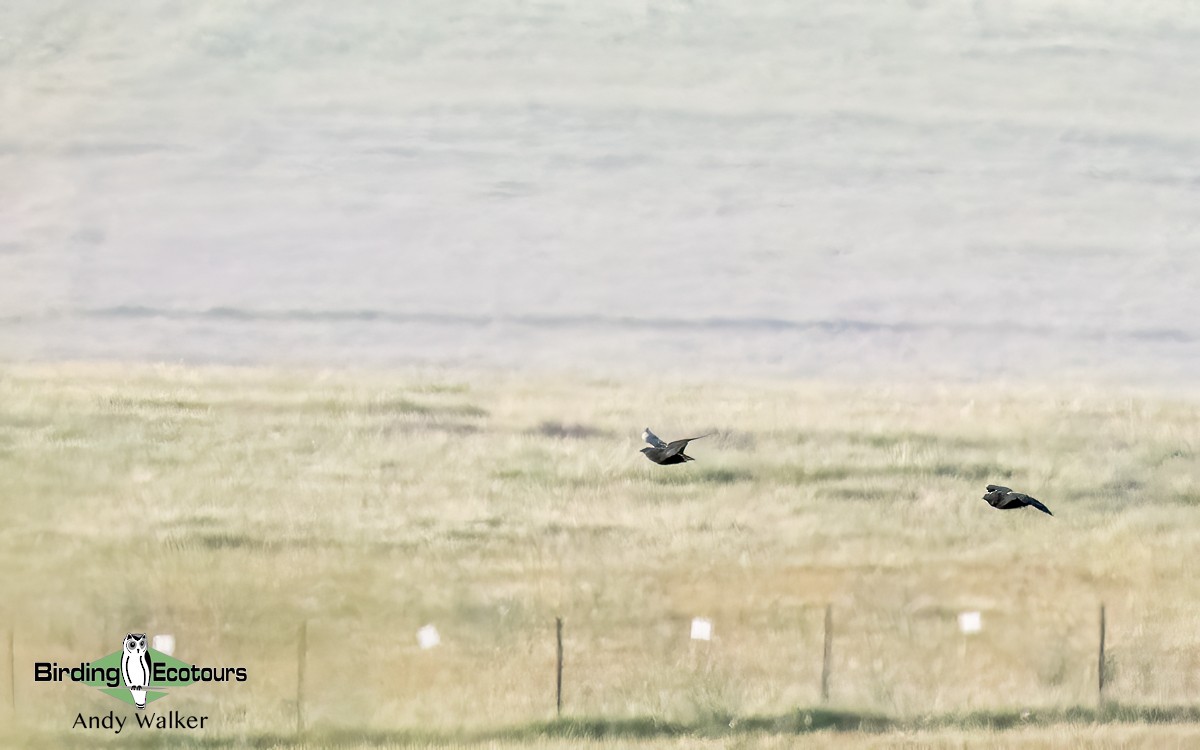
[3,1,1199,381]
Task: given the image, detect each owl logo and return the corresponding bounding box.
[120,633,152,710]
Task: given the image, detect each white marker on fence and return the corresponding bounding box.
[958,611,982,634]
[417,624,441,650]
[690,617,713,641]
[152,634,175,655]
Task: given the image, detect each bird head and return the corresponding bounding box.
[639,447,653,455]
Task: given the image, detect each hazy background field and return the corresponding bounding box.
[3,0,1200,379]
[3,1,1200,747]
[2,365,1200,748]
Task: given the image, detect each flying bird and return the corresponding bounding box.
[640,428,711,465]
[982,485,1053,516]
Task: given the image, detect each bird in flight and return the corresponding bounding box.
[982,485,1053,516]
[640,428,712,465]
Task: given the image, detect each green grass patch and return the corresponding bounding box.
[10,704,1200,748]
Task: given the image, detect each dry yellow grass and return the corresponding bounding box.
[1,363,1198,747]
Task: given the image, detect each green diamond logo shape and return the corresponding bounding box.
[82,648,198,707]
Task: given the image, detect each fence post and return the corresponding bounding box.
[1098,604,1106,705]
[821,605,833,703]
[297,620,307,735]
[555,617,564,717]
[7,628,14,718]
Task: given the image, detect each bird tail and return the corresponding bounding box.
[1027,498,1053,516]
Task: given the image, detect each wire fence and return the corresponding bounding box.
[8,599,1200,736]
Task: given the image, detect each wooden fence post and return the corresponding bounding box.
[297,620,307,734]
[821,605,833,703]
[555,617,564,717]
[1098,604,1106,704]
[7,628,14,718]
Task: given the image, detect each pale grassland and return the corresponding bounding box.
[9,722,1200,750]
[1,364,1199,748]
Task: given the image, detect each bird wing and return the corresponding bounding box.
[986,484,1012,493]
[643,428,668,449]
[663,434,712,458]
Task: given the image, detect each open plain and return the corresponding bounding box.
[2,364,1198,747]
